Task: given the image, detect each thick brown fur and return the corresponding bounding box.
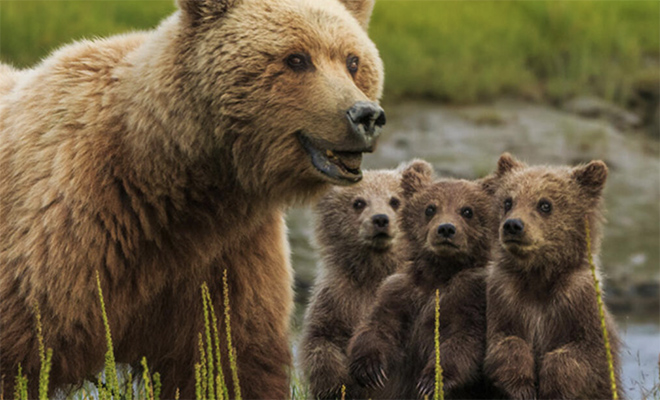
[347,166,498,399]
[299,160,432,399]
[0,0,384,398]
[484,153,623,399]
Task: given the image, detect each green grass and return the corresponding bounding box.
[1,0,657,104]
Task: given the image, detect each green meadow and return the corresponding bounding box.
[1,0,658,104]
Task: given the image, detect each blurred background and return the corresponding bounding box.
[2,0,658,398]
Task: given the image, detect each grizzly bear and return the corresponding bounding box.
[299,160,433,399]
[483,153,623,399]
[347,164,497,399]
[0,0,384,398]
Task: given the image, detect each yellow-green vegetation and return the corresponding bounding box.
[1,1,657,105]
[586,218,618,400]
[32,302,53,400]
[371,0,659,104]
[434,289,444,400]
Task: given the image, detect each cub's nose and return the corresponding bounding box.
[503,219,525,235]
[437,223,456,238]
[347,101,386,140]
[372,214,389,229]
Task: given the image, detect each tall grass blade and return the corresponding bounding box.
[223,269,242,400]
[434,289,444,400]
[198,333,207,399]
[31,302,52,400]
[586,217,618,400]
[201,284,216,400]
[13,364,27,400]
[96,270,119,397]
[141,357,154,400]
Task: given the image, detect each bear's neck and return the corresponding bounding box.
[322,243,404,287]
[411,252,485,289]
[495,247,592,289]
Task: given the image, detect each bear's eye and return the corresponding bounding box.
[538,199,552,214]
[389,197,400,210]
[353,198,366,210]
[461,207,473,219]
[425,204,436,217]
[286,53,311,72]
[504,198,513,212]
[347,55,359,75]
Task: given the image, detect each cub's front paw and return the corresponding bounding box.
[349,351,388,390]
[416,366,436,398]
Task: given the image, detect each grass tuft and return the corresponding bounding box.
[586,217,618,400]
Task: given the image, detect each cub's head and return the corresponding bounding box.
[400,166,496,266]
[315,160,433,254]
[175,0,384,196]
[490,153,608,267]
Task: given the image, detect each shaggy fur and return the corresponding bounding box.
[0,0,383,398]
[347,164,498,399]
[483,153,623,399]
[299,160,432,399]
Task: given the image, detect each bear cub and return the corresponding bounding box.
[484,153,622,399]
[347,164,496,399]
[299,160,433,399]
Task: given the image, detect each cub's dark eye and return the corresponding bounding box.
[389,197,400,210]
[353,198,366,210]
[425,204,436,217]
[504,198,513,212]
[347,55,359,75]
[286,53,311,72]
[461,207,473,219]
[538,199,552,214]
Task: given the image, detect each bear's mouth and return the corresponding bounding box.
[298,132,368,184]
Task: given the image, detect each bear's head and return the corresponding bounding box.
[491,153,608,269]
[315,160,433,254]
[400,166,496,267]
[174,0,384,197]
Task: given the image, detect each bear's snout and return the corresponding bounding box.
[437,223,456,238]
[503,219,525,236]
[372,214,389,230]
[347,101,386,143]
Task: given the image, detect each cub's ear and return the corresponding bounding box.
[177,0,239,24]
[478,173,498,196]
[495,152,524,177]
[572,160,608,198]
[399,159,434,199]
[337,0,376,30]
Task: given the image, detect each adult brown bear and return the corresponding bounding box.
[0,0,384,398]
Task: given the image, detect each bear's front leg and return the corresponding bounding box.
[484,336,536,400]
[538,345,590,399]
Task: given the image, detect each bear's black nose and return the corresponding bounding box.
[437,223,456,238]
[372,214,389,229]
[347,101,386,139]
[503,219,525,235]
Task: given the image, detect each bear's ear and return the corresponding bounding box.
[495,152,524,177]
[572,160,608,198]
[177,0,239,24]
[337,0,376,30]
[399,159,434,199]
[478,173,499,196]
